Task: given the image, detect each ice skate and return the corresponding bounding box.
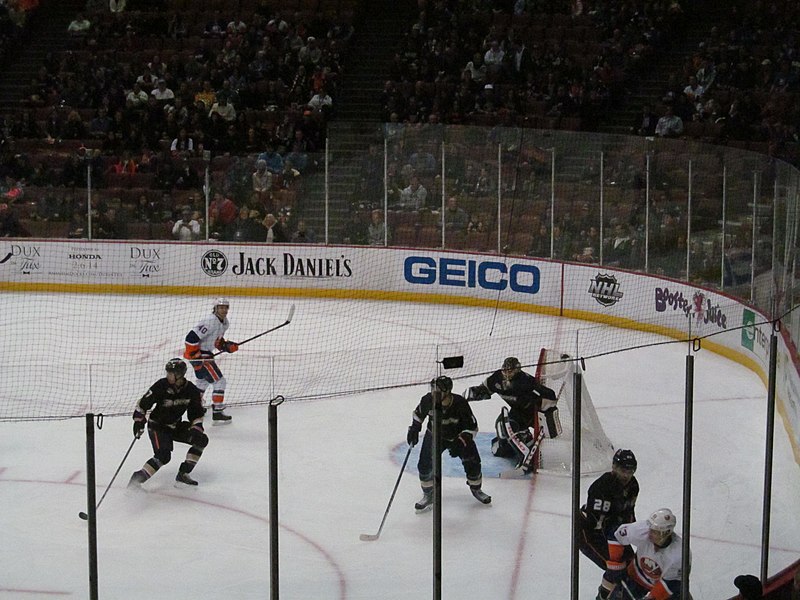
[414,490,433,512]
[471,487,492,505]
[127,470,146,490]
[212,408,232,425]
[175,471,198,487]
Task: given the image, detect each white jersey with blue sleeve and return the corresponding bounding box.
[613,519,687,597]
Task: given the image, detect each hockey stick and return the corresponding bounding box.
[359,444,413,541]
[499,427,546,479]
[618,579,640,600]
[213,304,295,357]
[79,435,139,520]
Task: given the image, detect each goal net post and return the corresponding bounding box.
[533,348,615,476]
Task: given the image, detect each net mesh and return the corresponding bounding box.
[535,348,615,476]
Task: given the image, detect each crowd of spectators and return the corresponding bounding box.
[0,0,354,240]
[380,0,684,131]
[0,0,799,272]
[638,0,800,163]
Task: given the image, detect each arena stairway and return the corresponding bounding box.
[301,0,416,243]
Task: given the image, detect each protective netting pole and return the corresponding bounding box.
[84,413,99,600]
[681,344,695,600]
[432,383,442,600]
[268,395,284,600]
[570,361,582,600]
[760,332,778,584]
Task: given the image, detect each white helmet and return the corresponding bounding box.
[647,508,676,533]
[212,297,230,311]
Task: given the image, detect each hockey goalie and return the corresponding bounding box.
[467,356,561,475]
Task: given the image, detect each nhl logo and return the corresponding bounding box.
[588,273,623,306]
[201,250,228,277]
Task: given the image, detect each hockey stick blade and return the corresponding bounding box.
[359,533,380,541]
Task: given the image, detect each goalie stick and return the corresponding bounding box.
[359,444,413,541]
[213,304,295,357]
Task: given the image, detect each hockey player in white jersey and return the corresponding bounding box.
[604,508,689,600]
[184,298,239,424]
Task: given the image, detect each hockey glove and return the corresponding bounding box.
[223,341,239,353]
[448,431,473,457]
[133,419,146,439]
[407,421,421,446]
[184,343,201,360]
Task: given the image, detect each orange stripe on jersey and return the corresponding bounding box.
[648,579,672,600]
[608,540,625,564]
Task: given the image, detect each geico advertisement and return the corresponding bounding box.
[403,255,541,294]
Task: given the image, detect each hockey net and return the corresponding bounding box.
[533,348,615,476]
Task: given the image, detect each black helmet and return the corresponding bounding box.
[502,356,521,371]
[165,358,187,378]
[432,376,453,393]
[613,448,637,471]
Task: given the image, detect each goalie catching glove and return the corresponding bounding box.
[214,338,239,353]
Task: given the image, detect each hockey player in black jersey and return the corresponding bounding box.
[580,448,639,600]
[466,356,559,473]
[406,376,491,510]
[127,358,209,489]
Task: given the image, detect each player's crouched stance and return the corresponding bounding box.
[127,358,209,489]
[605,508,689,600]
[467,356,560,474]
[407,376,491,511]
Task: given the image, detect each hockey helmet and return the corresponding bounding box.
[502,356,522,371]
[432,376,453,393]
[212,297,230,312]
[613,448,637,471]
[165,357,187,378]
[647,508,676,533]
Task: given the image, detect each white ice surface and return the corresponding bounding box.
[1,296,798,599]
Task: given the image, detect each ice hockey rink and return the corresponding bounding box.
[1,294,799,599]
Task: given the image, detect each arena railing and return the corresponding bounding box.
[9,125,800,348]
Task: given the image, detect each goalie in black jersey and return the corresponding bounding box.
[127,358,209,489]
[466,356,559,474]
[406,376,491,510]
[580,448,639,600]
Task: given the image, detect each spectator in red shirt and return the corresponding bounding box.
[210,193,238,226]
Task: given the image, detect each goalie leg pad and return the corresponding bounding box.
[543,406,562,438]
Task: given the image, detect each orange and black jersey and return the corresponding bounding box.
[582,471,639,537]
[412,392,478,442]
[133,377,205,428]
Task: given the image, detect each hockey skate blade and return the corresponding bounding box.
[173,481,198,490]
[359,533,380,541]
[415,504,433,514]
[499,466,532,479]
[211,419,233,426]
